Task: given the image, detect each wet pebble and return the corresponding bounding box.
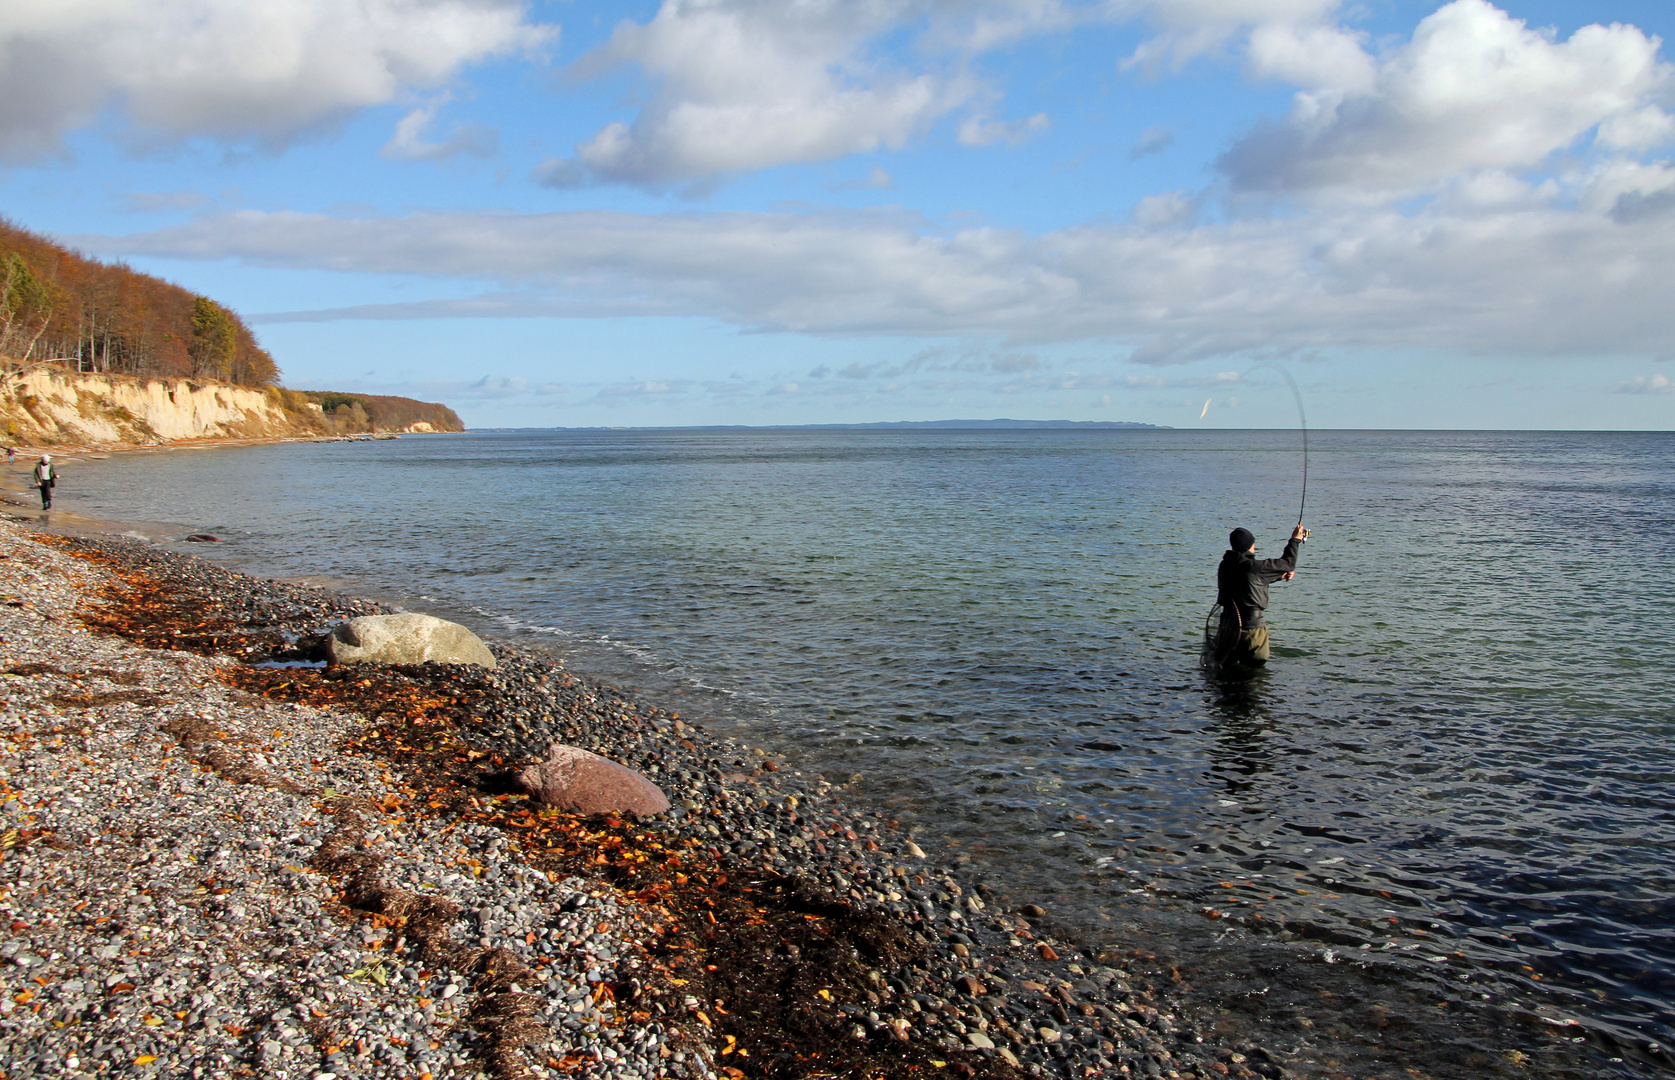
[0,521,1244,1080]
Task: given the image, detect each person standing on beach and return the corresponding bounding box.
[5,447,13,464]
[33,454,54,510]
[1213,524,1306,667]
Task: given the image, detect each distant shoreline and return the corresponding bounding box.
[474,419,1171,432]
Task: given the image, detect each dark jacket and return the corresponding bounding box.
[1217,536,1301,629]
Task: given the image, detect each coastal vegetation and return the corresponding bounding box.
[1,218,278,385]
[0,218,464,444]
[297,390,462,434]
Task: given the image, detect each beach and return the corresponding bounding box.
[4,427,1668,1080]
[0,514,1234,1080]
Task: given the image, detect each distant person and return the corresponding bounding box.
[1212,524,1307,668]
[4,447,12,464]
[33,454,54,510]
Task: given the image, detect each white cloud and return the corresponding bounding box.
[529,0,1393,188]
[463,376,567,398]
[924,0,1083,54]
[1245,21,1373,93]
[121,191,213,213]
[0,0,553,161]
[1133,189,1195,225]
[540,0,971,188]
[595,380,689,401]
[1116,0,1342,71]
[1598,105,1675,153]
[957,111,1050,146]
[382,97,497,161]
[824,345,1044,380]
[1614,374,1674,395]
[1129,125,1174,159]
[83,193,1675,366]
[830,166,897,190]
[1219,0,1675,197]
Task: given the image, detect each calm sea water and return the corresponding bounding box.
[45,429,1675,1074]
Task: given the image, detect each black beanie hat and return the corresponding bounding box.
[1229,527,1255,551]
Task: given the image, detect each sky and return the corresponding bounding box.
[2,0,1674,429]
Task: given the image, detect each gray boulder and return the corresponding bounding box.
[514,744,670,818]
[326,613,497,669]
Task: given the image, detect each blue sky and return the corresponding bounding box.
[3,0,1673,429]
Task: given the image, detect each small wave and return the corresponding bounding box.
[471,605,753,702]
[475,608,583,641]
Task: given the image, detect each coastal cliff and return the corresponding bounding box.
[0,364,462,446]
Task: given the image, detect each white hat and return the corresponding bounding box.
[40,454,50,461]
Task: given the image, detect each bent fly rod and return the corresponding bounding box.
[1246,360,1309,528]
[1199,361,1310,672]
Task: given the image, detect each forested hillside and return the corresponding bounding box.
[0,218,278,385]
[300,391,463,433]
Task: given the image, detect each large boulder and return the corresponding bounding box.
[326,613,497,669]
[514,744,670,818]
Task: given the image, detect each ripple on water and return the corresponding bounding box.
[58,427,1675,1076]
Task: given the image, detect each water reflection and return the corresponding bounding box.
[1205,669,1279,794]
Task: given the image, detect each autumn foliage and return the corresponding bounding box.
[0,216,279,385]
[299,390,464,432]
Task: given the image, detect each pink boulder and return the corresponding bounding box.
[514,745,671,818]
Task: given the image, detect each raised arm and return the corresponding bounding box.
[1251,526,1306,583]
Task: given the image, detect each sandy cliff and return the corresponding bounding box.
[0,364,460,446]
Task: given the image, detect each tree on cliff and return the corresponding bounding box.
[189,297,238,380]
[0,253,56,361]
[0,217,279,386]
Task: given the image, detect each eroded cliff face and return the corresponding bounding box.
[0,367,451,446]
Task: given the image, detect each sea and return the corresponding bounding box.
[43,428,1675,1077]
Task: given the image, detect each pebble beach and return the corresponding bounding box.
[0,515,1248,1080]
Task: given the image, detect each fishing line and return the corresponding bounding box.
[1199,360,1310,673]
[1243,360,1308,527]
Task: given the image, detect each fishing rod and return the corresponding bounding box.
[1199,360,1310,673]
[1245,360,1308,528]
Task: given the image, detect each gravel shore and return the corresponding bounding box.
[0,516,1254,1080]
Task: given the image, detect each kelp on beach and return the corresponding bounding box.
[48,533,1106,1080]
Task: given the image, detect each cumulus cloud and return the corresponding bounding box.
[1132,189,1195,225]
[530,0,1395,187]
[1219,0,1675,197]
[1117,0,1342,72]
[538,0,971,188]
[0,0,553,161]
[1244,21,1373,92]
[81,189,1675,364]
[540,0,1322,187]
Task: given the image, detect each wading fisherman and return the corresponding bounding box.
[1214,524,1307,668]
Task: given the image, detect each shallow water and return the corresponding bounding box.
[51,429,1675,1074]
